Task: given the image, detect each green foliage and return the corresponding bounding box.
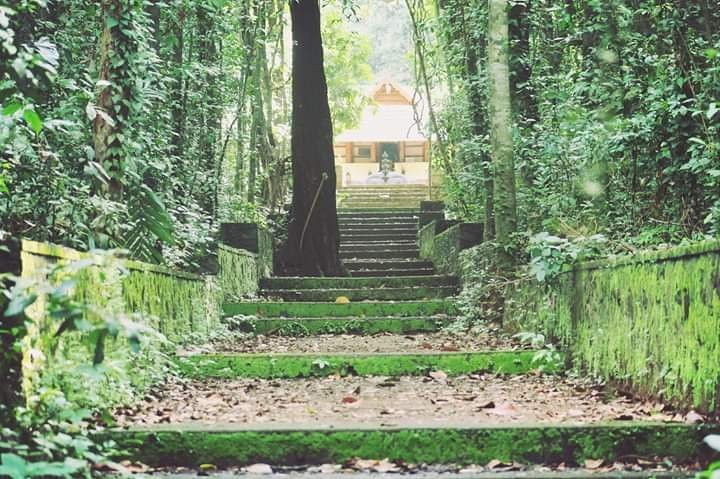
[322,7,373,133]
[528,232,607,282]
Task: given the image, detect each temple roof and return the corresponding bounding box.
[335,81,427,143]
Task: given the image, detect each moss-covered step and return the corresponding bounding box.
[232,315,454,335]
[223,300,456,318]
[339,249,420,260]
[261,286,457,302]
[175,350,543,379]
[261,275,457,290]
[108,422,717,468]
[340,229,419,238]
[340,243,419,254]
[343,259,435,270]
[341,232,418,242]
[350,268,436,277]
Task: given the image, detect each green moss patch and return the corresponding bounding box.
[108,422,716,467]
[235,316,453,336]
[174,350,547,379]
[223,300,457,318]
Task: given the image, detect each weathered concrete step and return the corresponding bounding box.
[110,423,714,468]
[339,218,418,226]
[341,203,424,209]
[340,243,419,253]
[338,212,418,219]
[337,208,419,216]
[175,350,541,379]
[344,259,434,270]
[224,300,455,318]
[342,233,417,242]
[261,285,456,301]
[261,275,457,290]
[341,202,424,208]
[341,238,417,245]
[350,268,435,277]
[339,228,418,237]
[128,472,693,478]
[340,249,420,260]
[339,221,418,229]
[230,316,454,335]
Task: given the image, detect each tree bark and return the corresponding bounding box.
[488,0,517,255]
[279,0,342,277]
[94,0,124,201]
[0,238,22,428]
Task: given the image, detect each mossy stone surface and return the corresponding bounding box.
[223,300,457,318]
[108,422,717,467]
[235,316,453,336]
[175,350,547,379]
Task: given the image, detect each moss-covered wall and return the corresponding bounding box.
[19,240,220,409]
[507,241,720,412]
[418,221,461,276]
[218,244,261,301]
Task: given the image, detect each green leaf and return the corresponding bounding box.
[22,108,42,134]
[5,293,37,317]
[2,101,22,116]
[105,16,119,28]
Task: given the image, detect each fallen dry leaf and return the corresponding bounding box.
[584,459,604,469]
[428,370,448,383]
[244,463,273,474]
[342,396,358,404]
[685,410,704,423]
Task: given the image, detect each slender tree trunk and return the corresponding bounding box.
[280,0,342,277]
[488,0,517,256]
[171,5,185,161]
[94,0,124,201]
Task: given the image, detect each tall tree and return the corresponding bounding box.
[487,0,517,257]
[279,0,343,276]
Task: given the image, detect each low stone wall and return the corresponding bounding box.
[418,221,482,279]
[506,241,720,412]
[19,240,222,408]
[218,244,262,301]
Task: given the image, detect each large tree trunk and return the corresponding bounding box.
[0,239,22,427]
[279,0,342,277]
[488,0,517,257]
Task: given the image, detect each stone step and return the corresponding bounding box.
[261,285,456,302]
[174,350,541,379]
[339,249,420,259]
[229,316,454,336]
[350,268,436,277]
[339,218,418,226]
[337,207,421,214]
[340,243,419,254]
[341,201,425,208]
[119,471,693,478]
[343,259,434,271]
[342,233,418,242]
[223,299,456,318]
[339,227,418,236]
[261,275,457,291]
[340,237,417,245]
[111,422,712,470]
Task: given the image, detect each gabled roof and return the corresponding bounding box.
[371,81,414,105]
[335,81,427,143]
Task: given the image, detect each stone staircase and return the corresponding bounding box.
[338,184,430,209]
[110,192,710,477]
